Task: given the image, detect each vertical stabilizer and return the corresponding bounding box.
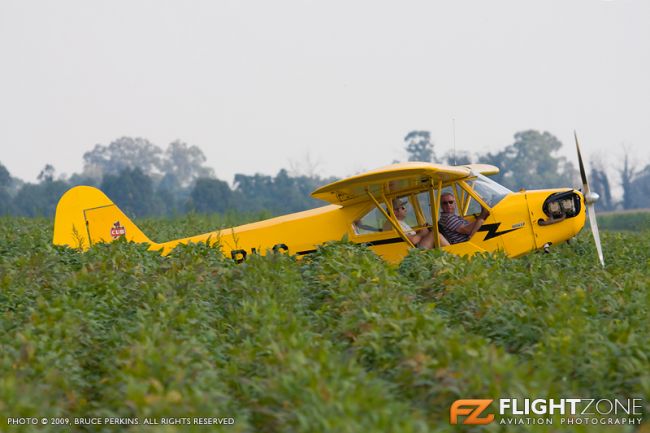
[53,186,157,250]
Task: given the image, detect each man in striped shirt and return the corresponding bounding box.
[439,192,490,244]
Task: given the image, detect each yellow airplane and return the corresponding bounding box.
[53,134,604,266]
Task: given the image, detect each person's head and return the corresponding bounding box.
[392,198,408,220]
[441,193,456,213]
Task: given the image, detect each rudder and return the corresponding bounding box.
[53,186,157,250]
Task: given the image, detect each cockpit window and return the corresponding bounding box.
[467,174,512,207]
[353,206,387,235]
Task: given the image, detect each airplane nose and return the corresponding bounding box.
[537,190,582,226]
[526,189,586,251]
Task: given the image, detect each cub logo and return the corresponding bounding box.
[110,221,126,239]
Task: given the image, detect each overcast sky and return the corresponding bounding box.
[1,0,648,184]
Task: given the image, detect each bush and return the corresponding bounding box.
[1,216,648,432]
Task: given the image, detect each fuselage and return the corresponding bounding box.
[156,188,587,263]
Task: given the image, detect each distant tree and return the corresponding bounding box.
[187,178,233,213]
[618,151,638,210]
[289,152,321,177]
[589,161,614,211]
[479,130,575,191]
[101,167,160,217]
[83,137,163,179]
[441,150,473,166]
[0,189,11,215]
[590,168,613,210]
[67,172,101,188]
[0,162,12,215]
[233,170,332,214]
[404,131,438,162]
[161,140,214,188]
[12,178,70,217]
[0,162,11,187]
[628,164,650,209]
[37,164,56,182]
[153,173,180,215]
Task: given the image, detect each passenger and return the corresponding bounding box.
[391,199,450,248]
[439,192,489,244]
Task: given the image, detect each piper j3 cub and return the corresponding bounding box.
[53,133,604,266]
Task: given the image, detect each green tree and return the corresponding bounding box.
[83,137,163,179]
[404,131,437,162]
[187,178,233,214]
[441,150,472,166]
[100,167,160,217]
[232,170,330,214]
[628,164,650,209]
[0,162,11,187]
[590,163,614,211]
[161,140,214,188]
[0,189,11,215]
[0,162,13,215]
[37,164,56,182]
[12,179,70,217]
[479,130,575,191]
[618,151,639,210]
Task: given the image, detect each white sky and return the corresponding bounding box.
[1,0,648,184]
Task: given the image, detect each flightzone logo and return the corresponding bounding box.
[450,398,644,426]
[450,400,494,425]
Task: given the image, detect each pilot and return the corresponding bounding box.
[439,192,490,244]
[391,198,450,248]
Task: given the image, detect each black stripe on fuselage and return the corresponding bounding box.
[296,236,406,256]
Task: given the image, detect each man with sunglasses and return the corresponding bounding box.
[390,198,450,248]
[439,192,490,244]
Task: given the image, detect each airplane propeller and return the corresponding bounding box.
[574,131,605,267]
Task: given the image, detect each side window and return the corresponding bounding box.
[459,181,486,217]
[464,197,483,217]
[415,191,433,226]
[353,206,388,235]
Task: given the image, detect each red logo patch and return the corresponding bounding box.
[110,221,126,239]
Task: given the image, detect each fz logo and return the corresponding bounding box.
[450,399,494,425]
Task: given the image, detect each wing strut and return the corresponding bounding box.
[365,189,415,249]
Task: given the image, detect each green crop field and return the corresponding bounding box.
[1,215,649,432]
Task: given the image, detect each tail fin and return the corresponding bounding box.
[53,186,158,250]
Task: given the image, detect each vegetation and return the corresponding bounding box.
[596,210,650,232]
[1,215,648,432]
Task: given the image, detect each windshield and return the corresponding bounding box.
[468,174,512,207]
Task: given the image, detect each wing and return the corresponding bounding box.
[311,162,498,206]
[463,163,500,176]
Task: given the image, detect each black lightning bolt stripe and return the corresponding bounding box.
[477,223,521,241]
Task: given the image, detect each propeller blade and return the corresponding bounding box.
[574,130,604,267]
[574,131,589,194]
[586,203,605,267]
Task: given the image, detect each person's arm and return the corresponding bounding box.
[408,230,426,245]
[455,208,490,235]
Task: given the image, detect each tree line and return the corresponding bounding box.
[405,129,649,211]
[0,137,335,218]
[0,131,648,218]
